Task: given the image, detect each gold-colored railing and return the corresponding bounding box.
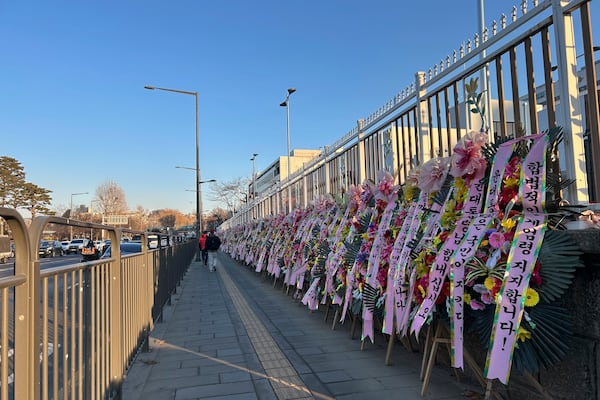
[0,208,196,399]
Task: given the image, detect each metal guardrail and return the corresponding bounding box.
[0,208,196,399]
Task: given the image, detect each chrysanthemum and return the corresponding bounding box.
[524,288,540,307]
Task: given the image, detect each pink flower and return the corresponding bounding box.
[469,299,486,310]
[418,157,450,193]
[450,131,488,177]
[488,231,505,249]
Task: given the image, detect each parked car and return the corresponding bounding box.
[101,239,111,253]
[67,238,89,254]
[100,242,142,259]
[0,236,11,263]
[39,240,63,258]
[61,241,70,253]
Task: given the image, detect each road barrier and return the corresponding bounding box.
[0,208,196,399]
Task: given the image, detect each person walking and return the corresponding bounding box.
[198,231,208,266]
[205,230,221,272]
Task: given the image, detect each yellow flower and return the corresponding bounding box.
[504,177,520,189]
[464,292,472,303]
[441,211,457,227]
[501,218,517,230]
[418,285,426,297]
[481,239,489,247]
[524,288,540,307]
[416,263,429,278]
[484,277,496,291]
[517,326,532,342]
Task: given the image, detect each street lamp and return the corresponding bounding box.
[145,85,201,243]
[199,179,216,232]
[70,192,88,240]
[250,153,258,200]
[250,153,258,220]
[280,88,296,213]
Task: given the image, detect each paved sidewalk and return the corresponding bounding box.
[121,252,481,400]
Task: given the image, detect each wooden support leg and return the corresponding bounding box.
[350,314,358,339]
[420,323,433,381]
[421,322,444,397]
[484,380,493,400]
[384,324,396,365]
[331,308,340,330]
[323,300,330,322]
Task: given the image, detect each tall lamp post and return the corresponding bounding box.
[199,179,216,232]
[70,192,88,240]
[145,85,201,242]
[250,153,258,218]
[280,88,296,213]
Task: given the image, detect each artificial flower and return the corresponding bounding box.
[524,288,540,307]
[418,157,450,193]
[449,131,488,177]
[517,326,532,342]
[488,231,506,249]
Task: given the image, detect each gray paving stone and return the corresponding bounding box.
[122,255,479,400]
[174,381,255,399]
[220,370,252,383]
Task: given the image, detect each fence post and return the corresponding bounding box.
[552,0,589,204]
[415,71,430,165]
[357,119,366,183]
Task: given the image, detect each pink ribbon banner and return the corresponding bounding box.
[411,168,487,336]
[382,200,420,334]
[485,134,547,384]
[362,198,399,342]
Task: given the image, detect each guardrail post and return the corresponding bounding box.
[4,209,40,400]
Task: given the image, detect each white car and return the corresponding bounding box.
[61,241,70,253]
[67,238,89,254]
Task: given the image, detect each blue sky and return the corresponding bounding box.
[1,1,598,216]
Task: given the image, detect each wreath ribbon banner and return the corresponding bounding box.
[411,167,488,337]
[450,213,495,368]
[362,197,400,342]
[395,192,431,335]
[382,199,421,334]
[485,134,548,384]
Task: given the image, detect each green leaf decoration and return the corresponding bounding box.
[537,230,583,303]
[351,297,362,315]
[432,174,454,208]
[468,228,581,375]
[516,304,573,373]
[343,235,363,267]
[362,282,384,320]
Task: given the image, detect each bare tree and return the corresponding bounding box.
[207,177,248,213]
[95,180,128,215]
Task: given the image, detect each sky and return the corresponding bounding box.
[1,1,599,217]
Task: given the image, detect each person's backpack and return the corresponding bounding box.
[205,234,221,251]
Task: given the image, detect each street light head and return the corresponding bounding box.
[287,88,296,95]
[144,86,155,90]
[253,153,258,157]
[279,101,287,107]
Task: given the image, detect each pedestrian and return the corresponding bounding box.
[205,230,221,272]
[198,231,208,266]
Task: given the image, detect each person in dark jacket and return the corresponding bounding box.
[205,230,221,272]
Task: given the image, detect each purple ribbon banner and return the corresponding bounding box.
[485,134,548,384]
